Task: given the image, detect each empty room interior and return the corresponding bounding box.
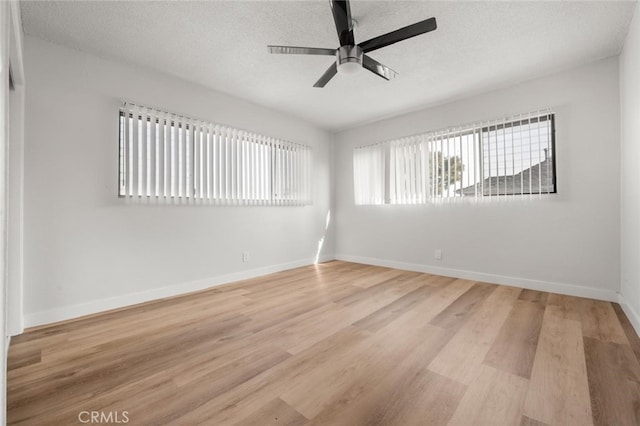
[2,0,640,424]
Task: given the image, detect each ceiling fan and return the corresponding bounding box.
[267,0,437,87]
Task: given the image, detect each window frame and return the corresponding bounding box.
[118,104,313,205]
[353,110,557,205]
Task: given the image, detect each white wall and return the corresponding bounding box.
[23,36,335,326]
[8,0,25,337]
[335,57,621,301]
[8,71,24,337]
[620,4,640,331]
[0,1,22,422]
[0,4,8,424]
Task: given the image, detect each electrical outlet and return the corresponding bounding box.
[242,251,250,262]
[434,249,442,261]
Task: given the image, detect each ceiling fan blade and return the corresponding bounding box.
[358,17,437,53]
[313,62,338,88]
[362,55,398,81]
[330,0,355,46]
[268,46,336,56]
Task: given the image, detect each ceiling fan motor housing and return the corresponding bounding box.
[337,45,363,75]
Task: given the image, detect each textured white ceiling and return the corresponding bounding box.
[20,1,636,131]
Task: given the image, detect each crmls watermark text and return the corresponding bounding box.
[78,411,129,424]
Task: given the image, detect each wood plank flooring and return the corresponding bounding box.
[7,261,640,425]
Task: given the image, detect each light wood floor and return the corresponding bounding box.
[7,261,640,425]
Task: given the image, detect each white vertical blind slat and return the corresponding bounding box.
[169,114,175,197]
[233,129,238,203]
[475,127,481,198]
[283,142,288,205]
[492,120,497,197]
[440,134,444,197]
[199,122,204,199]
[147,109,155,197]
[388,143,395,204]
[309,146,313,204]
[187,119,193,199]
[156,111,163,197]
[500,121,505,197]
[206,124,211,200]
[229,129,235,203]
[140,107,148,197]
[278,138,283,205]
[453,133,458,199]
[192,121,199,200]
[510,117,515,195]
[127,107,132,196]
[132,106,140,197]
[431,136,436,199]
[356,148,360,205]
[248,133,254,205]
[259,135,265,205]
[537,112,542,196]
[288,142,294,205]
[547,112,552,194]
[242,134,248,203]
[268,136,274,204]
[118,110,124,195]
[292,144,298,205]
[236,131,241,203]
[222,126,228,204]
[457,132,462,198]
[217,125,223,204]
[527,112,533,195]
[177,119,183,198]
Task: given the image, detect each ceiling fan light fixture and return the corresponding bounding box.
[337,60,361,75]
[336,45,363,75]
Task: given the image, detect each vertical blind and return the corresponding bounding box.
[353,143,386,205]
[389,137,429,204]
[354,109,555,205]
[119,102,312,205]
[476,113,555,197]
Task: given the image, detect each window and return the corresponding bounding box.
[353,110,556,205]
[119,103,312,205]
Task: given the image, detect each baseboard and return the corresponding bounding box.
[8,312,24,337]
[24,254,335,328]
[618,293,640,337]
[334,254,619,302]
[2,335,7,426]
